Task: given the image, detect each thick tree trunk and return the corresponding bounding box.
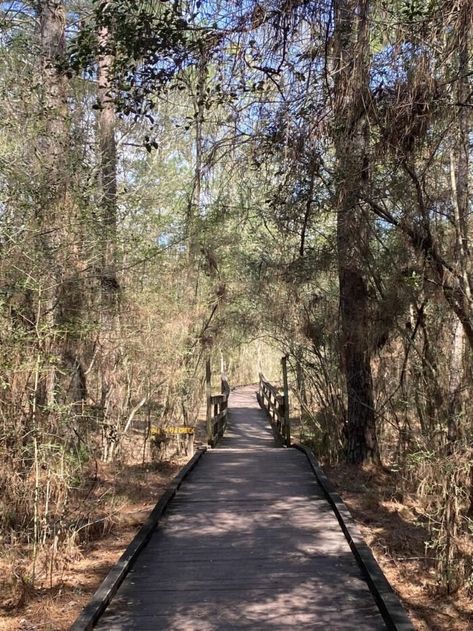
[96,9,122,461]
[38,1,86,411]
[97,44,119,456]
[97,17,119,307]
[447,4,470,442]
[332,0,379,464]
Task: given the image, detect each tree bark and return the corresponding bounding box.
[448,318,464,442]
[97,11,119,308]
[447,3,471,442]
[38,0,86,411]
[94,3,123,460]
[332,0,379,464]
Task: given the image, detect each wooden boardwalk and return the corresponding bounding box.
[93,387,394,630]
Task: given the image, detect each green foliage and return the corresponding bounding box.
[69,0,200,116]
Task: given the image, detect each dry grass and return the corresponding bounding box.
[325,463,473,631]
[0,458,186,631]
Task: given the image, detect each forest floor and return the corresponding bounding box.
[0,458,186,631]
[325,463,473,631]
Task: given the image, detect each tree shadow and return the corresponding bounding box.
[92,398,389,630]
[324,463,473,630]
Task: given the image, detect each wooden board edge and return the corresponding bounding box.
[69,447,207,631]
[292,443,414,631]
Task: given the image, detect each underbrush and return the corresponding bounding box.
[324,460,473,631]
[0,457,182,626]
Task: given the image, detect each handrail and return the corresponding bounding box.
[207,373,230,447]
[258,366,290,447]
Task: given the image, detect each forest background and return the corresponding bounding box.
[1,0,473,629]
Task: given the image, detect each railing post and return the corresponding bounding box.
[281,355,291,447]
[206,358,212,445]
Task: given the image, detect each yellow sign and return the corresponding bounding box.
[151,426,194,436]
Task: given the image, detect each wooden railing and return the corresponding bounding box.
[258,356,290,447]
[206,366,230,447]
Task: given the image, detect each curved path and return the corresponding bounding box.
[93,387,396,630]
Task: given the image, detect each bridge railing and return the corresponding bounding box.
[258,357,290,446]
[207,368,230,447]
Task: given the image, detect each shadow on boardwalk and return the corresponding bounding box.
[93,387,388,630]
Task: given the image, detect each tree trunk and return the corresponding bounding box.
[188,42,207,261]
[95,5,122,459]
[38,0,86,412]
[448,318,464,442]
[332,0,379,464]
[97,13,119,308]
[447,3,470,442]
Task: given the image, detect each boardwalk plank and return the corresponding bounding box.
[93,386,394,630]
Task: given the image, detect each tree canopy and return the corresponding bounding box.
[1,0,473,623]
